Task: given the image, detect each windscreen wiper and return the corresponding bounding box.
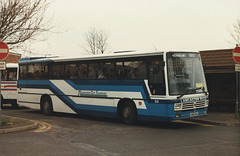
[177,87,208,99]
[177,93,187,99]
[195,87,208,95]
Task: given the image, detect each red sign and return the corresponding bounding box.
[0,41,9,60]
[233,47,240,63]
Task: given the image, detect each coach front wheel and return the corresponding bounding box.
[41,97,53,115]
[121,102,137,124]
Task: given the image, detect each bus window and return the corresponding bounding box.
[24,63,47,80]
[149,58,165,95]
[167,53,207,95]
[99,62,115,79]
[125,61,146,79]
[116,60,147,79]
[88,63,98,79]
[42,64,49,79]
[49,63,64,79]
[19,65,27,79]
[8,70,17,80]
[1,70,7,81]
[116,62,124,79]
[78,63,87,79]
[27,64,34,79]
[35,64,44,79]
[65,63,78,79]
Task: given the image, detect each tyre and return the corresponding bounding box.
[120,102,137,124]
[41,96,53,115]
[12,101,18,109]
[0,96,3,109]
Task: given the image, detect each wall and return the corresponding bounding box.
[206,73,236,112]
[4,53,21,63]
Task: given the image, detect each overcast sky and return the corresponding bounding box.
[29,0,240,57]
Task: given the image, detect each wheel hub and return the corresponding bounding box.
[123,107,131,119]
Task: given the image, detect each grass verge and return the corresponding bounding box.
[1,118,14,125]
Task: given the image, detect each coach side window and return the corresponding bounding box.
[27,64,34,79]
[1,70,7,80]
[116,60,147,79]
[99,62,115,79]
[65,63,78,79]
[42,64,49,79]
[8,70,17,80]
[78,63,87,79]
[149,58,165,95]
[49,63,64,79]
[124,61,147,79]
[116,62,124,79]
[32,64,48,79]
[19,65,27,79]
[37,64,48,79]
[88,63,98,79]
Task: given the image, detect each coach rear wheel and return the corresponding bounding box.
[41,97,53,115]
[121,102,137,124]
[1,96,3,109]
[11,102,18,109]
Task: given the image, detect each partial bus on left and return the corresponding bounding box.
[1,63,18,108]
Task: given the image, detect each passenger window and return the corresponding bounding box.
[1,70,7,81]
[19,65,27,79]
[88,63,97,79]
[149,58,165,95]
[27,64,34,79]
[78,63,87,79]
[116,60,147,79]
[8,71,17,80]
[99,62,115,79]
[116,62,124,79]
[49,63,64,79]
[124,61,146,79]
[65,63,78,79]
[32,64,48,80]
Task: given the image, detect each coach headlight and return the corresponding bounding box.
[205,100,209,107]
[174,103,182,111]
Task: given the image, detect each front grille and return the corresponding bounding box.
[182,100,208,110]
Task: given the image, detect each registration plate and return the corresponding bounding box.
[190,112,199,117]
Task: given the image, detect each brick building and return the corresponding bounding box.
[200,49,236,112]
[4,52,21,63]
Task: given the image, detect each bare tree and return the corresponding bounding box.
[0,0,53,52]
[230,19,240,46]
[82,27,109,54]
[97,29,109,54]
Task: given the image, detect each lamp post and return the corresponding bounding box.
[233,45,240,119]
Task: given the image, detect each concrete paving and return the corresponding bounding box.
[0,112,239,134]
[0,115,38,134]
[190,112,240,126]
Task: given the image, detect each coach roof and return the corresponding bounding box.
[19,51,199,64]
[19,51,165,64]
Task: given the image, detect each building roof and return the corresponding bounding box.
[5,52,21,63]
[9,52,21,56]
[200,49,235,73]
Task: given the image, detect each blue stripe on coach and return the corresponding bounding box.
[18,79,152,116]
